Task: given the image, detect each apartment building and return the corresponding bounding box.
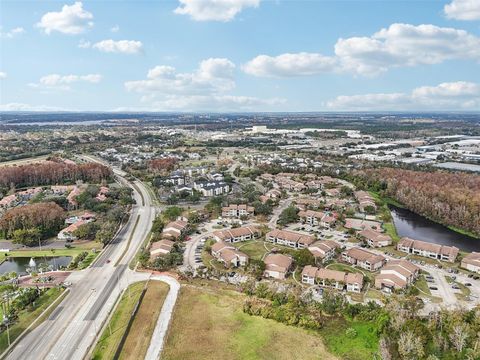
[301,265,364,293]
[307,240,340,264]
[375,259,420,291]
[263,253,293,280]
[211,242,249,268]
[298,210,336,228]
[397,237,459,263]
[221,204,255,218]
[357,229,392,248]
[342,247,386,271]
[265,229,315,249]
[461,252,480,273]
[213,226,261,243]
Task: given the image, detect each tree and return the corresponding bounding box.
[398,331,424,360]
[73,222,100,240]
[278,205,299,226]
[95,222,117,245]
[450,323,469,352]
[293,249,315,267]
[162,206,183,221]
[151,215,165,234]
[12,228,42,247]
[0,202,65,240]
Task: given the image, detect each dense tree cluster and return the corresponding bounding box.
[148,158,178,173]
[353,168,480,236]
[0,202,65,244]
[0,161,112,189]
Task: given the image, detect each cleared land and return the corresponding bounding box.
[118,281,169,360]
[162,286,338,360]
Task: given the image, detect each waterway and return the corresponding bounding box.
[0,256,72,275]
[389,205,480,252]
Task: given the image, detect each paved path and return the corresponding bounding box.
[144,275,180,360]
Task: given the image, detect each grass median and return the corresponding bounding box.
[118,281,169,360]
[92,280,169,360]
[91,281,146,360]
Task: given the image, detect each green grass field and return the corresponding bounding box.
[319,318,379,360]
[118,281,169,360]
[92,282,146,360]
[0,287,65,353]
[231,240,269,261]
[162,286,338,360]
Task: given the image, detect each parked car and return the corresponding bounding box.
[429,286,438,290]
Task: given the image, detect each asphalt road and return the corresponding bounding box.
[5,165,156,360]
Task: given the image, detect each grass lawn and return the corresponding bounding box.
[382,222,399,241]
[319,317,379,360]
[92,281,146,360]
[231,240,268,261]
[0,287,65,353]
[118,281,169,360]
[5,241,102,259]
[162,286,338,360]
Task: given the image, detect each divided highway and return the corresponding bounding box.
[5,164,156,360]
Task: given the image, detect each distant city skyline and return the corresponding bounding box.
[1,0,480,112]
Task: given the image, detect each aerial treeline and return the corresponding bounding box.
[0,161,112,189]
[352,167,480,237]
[148,158,178,173]
[0,202,66,245]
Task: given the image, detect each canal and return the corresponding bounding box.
[389,205,480,252]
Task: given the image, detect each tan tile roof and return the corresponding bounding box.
[345,272,364,286]
[462,252,480,267]
[344,247,385,264]
[213,226,260,241]
[264,254,292,272]
[266,229,314,245]
[301,265,318,278]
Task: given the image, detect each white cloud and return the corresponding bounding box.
[174,0,260,22]
[243,53,337,77]
[0,72,6,79]
[29,73,102,90]
[244,23,480,77]
[91,39,143,54]
[125,58,283,110]
[37,2,93,35]
[335,23,480,75]
[0,27,25,38]
[326,81,480,110]
[444,0,480,21]
[125,58,236,94]
[110,25,120,33]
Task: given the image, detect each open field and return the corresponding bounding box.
[162,285,338,360]
[0,287,65,353]
[0,155,49,168]
[319,318,379,360]
[231,240,268,261]
[92,282,146,360]
[118,281,169,360]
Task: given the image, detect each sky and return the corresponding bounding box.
[1,0,480,112]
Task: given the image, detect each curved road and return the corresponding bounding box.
[5,162,156,360]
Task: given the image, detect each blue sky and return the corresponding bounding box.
[1,0,480,112]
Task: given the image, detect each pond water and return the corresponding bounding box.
[389,205,480,252]
[0,256,72,275]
